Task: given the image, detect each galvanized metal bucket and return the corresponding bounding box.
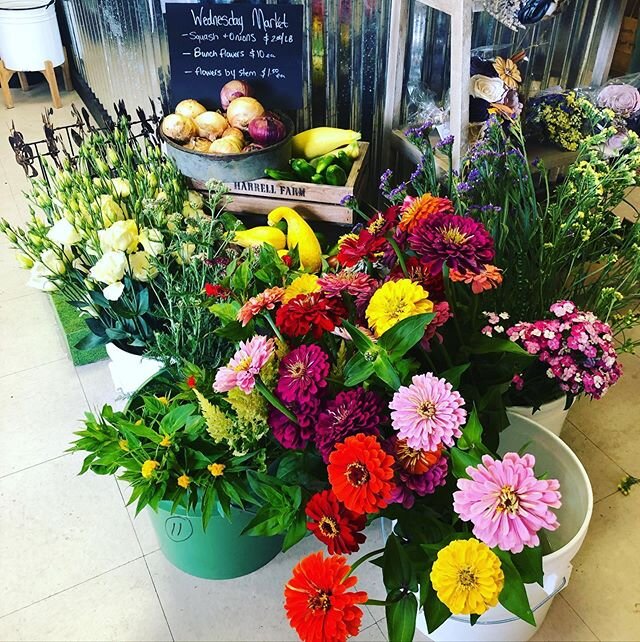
[160,112,293,183]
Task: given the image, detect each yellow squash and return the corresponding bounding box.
[291,127,361,160]
[233,226,286,250]
[267,207,322,272]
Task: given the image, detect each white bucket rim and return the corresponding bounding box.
[508,395,568,414]
[504,411,594,565]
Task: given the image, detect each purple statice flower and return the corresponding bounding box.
[506,301,623,400]
[340,194,357,208]
[387,182,408,201]
[315,387,385,462]
[409,157,427,183]
[405,121,433,139]
[436,134,455,149]
[379,168,393,192]
[276,344,330,406]
[408,213,495,275]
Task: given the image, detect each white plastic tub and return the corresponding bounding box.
[419,412,593,642]
[105,342,163,398]
[0,1,64,71]
[508,396,569,436]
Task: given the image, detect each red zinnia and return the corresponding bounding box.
[305,490,367,555]
[336,230,388,268]
[284,552,368,642]
[275,292,346,339]
[204,283,230,298]
[328,433,396,514]
[186,375,197,388]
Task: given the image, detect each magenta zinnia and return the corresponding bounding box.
[408,214,495,275]
[269,397,321,450]
[213,335,274,394]
[389,373,466,451]
[276,344,330,405]
[315,387,385,462]
[453,452,562,553]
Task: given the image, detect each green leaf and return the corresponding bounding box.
[75,332,107,350]
[512,545,544,586]
[422,576,452,633]
[385,593,418,642]
[440,363,470,389]
[137,288,149,315]
[282,509,308,552]
[342,320,376,354]
[470,613,480,626]
[495,549,536,626]
[160,404,197,433]
[449,447,483,479]
[120,420,161,443]
[231,260,251,292]
[372,353,402,390]
[457,407,483,450]
[202,484,218,531]
[208,302,239,325]
[379,313,435,359]
[214,320,253,341]
[383,534,416,592]
[466,334,534,356]
[343,353,375,387]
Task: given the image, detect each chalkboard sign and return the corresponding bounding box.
[165,2,304,111]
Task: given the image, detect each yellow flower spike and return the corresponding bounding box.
[141,460,160,479]
[160,434,172,447]
[267,207,322,273]
[207,462,226,477]
[177,474,191,489]
[234,226,287,250]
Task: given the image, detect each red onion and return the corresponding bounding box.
[248,115,287,146]
[243,143,265,153]
[220,80,253,110]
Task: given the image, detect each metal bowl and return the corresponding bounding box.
[159,112,294,183]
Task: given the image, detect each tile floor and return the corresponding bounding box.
[0,84,639,642]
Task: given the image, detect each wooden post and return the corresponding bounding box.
[0,59,14,109]
[17,72,29,92]
[43,59,62,109]
[62,47,73,92]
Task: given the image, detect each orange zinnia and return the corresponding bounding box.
[328,433,395,514]
[237,286,285,326]
[398,193,454,233]
[284,552,368,642]
[450,264,503,294]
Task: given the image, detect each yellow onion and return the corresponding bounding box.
[174,99,207,120]
[226,97,265,131]
[220,80,253,110]
[194,111,228,141]
[162,114,197,143]
[185,137,212,153]
[222,127,245,146]
[248,114,287,146]
[208,137,243,154]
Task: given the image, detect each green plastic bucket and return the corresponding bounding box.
[147,501,283,579]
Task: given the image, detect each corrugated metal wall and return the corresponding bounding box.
[60,0,391,161]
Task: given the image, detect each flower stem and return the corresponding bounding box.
[347,546,385,575]
[388,237,409,277]
[264,312,285,343]
[255,379,298,425]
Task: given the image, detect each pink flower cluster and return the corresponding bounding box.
[506,300,622,400]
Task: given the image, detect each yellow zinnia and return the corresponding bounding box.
[365,279,433,336]
[141,460,160,479]
[283,274,320,303]
[430,538,504,616]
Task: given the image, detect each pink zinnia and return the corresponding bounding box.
[318,271,377,299]
[213,335,274,394]
[237,287,285,326]
[389,373,466,451]
[276,344,330,405]
[453,452,562,554]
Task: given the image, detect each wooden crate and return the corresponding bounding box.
[190,142,369,225]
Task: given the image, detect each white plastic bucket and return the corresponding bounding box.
[419,412,593,642]
[105,342,163,398]
[508,396,569,436]
[0,1,64,71]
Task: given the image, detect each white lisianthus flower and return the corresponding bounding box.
[176,242,196,265]
[47,218,81,246]
[128,251,156,282]
[72,257,89,273]
[27,261,57,291]
[98,220,139,254]
[99,195,125,226]
[41,248,66,275]
[139,227,164,256]
[470,75,506,103]
[110,177,131,198]
[16,253,34,269]
[102,282,125,301]
[89,250,127,285]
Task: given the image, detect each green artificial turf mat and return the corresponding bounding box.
[51,294,107,366]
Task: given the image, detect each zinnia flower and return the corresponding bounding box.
[284,552,368,642]
[318,271,377,299]
[421,301,452,347]
[283,274,320,303]
[276,292,346,339]
[409,214,495,276]
[276,344,330,405]
[305,490,367,555]
[336,230,388,267]
[365,278,433,336]
[328,433,395,514]
[389,373,466,451]
[237,287,285,326]
[398,193,454,233]
[450,264,503,294]
[365,205,400,236]
[213,335,274,394]
[392,256,446,301]
[269,397,321,450]
[204,283,230,298]
[315,387,385,462]
[453,452,562,554]
[430,539,504,615]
